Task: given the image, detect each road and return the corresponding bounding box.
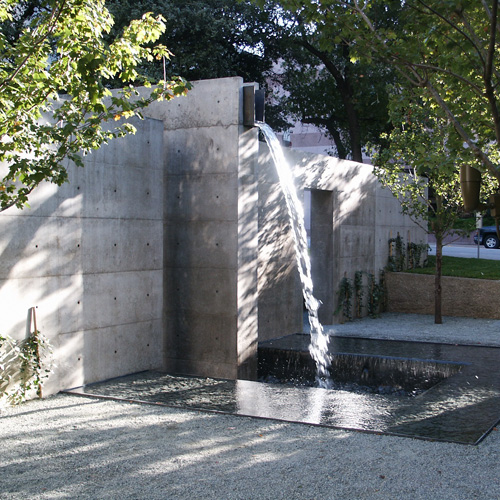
[428,242,500,260]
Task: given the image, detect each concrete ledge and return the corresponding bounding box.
[386,272,500,319]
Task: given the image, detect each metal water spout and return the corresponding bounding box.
[243,84,265,127]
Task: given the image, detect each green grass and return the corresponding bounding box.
[407,255,500,280]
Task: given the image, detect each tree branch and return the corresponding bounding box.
[0,0,67,92]
[425,81,500,181]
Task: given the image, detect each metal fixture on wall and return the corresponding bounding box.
[243,85,265,127]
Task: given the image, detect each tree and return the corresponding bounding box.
[276,1,500,182]
[105,0,281,88]
[0,0,189,212]
[373,88,496,323]
[106,0,396,160]
[253,0,400,161]
[271,40,393,160]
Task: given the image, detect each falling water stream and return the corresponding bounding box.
[256,122,331,386]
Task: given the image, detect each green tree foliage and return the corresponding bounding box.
[281,0,500,182]
[373,88,496,323]
[105,0,281,87]
[261,2,399,161]
[272,39,393,160]
[107,0,395,160]
[0,0,189,212]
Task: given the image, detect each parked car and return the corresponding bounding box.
[474,226,500,249]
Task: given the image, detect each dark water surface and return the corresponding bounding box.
[67,336,500,445]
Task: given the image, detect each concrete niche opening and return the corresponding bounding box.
[308,189,334,325]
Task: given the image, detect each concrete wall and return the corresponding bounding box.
[0,116,165,394]
[0,75,426,396]
[143,78,259,380]
[386,272,500,319]
[1,77,259,394]
[257,146,426,338]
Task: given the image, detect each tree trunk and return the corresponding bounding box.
[434,233,443,324]
[343,97,363,163]
[299,40,364,163]
[327,126,348,159]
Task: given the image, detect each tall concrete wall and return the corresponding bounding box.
[143,78,259,380]
[1,77,260,394]
[0,116,165,394]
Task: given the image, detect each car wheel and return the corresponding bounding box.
[484,235,500,249]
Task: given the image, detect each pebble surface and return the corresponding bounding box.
[2,313,500,499]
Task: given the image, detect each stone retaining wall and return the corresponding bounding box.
[386,272,500,319]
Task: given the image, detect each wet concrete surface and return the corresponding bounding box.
[67,335,500,445]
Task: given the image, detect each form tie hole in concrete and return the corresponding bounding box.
[147,243,150,246]
[35,245,38,248]
[114,297,117,301]
[147,293,150,297]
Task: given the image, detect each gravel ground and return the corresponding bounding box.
[2,313,500,500]
[320,312,500,347]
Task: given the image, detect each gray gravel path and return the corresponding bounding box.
[2,313,500,500]
[320,312,500,347]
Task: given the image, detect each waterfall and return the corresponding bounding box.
[256,122,331,386]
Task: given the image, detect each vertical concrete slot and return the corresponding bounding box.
[310,189,334,324]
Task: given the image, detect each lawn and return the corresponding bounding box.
[408,255,500,280]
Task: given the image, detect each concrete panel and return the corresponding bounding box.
[80,219,163,274]
[164,267,237,315]
[165,221,238,269]
[0,215,162,278]
[164,310,236,364]
[311,190,334,324]
[66,163,164,220]
[85,116,164,170]
[338,226,376,260]
[163,126,240,175]
[144,77,243,129]
[54,319,163,391]
[72,271,162,333]
[0,274,82,340]
[237,128,259,379]
[0,215,82,279]
[3,117,164,219]
[166,173,238,221]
